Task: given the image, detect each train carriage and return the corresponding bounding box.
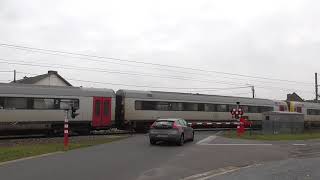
[116,90,286,131]
[0,83,115,135]
[289,101,320,126]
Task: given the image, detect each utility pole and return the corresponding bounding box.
[251,86,255,99]
[316,73,319,102]
[13,70,16,83]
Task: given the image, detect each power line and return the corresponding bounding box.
[0,58,250,87]
[0,43,314,85]
[0,71,13,73]
[6,46,314,87]
[15,70,315,95]
[7,57,314,95]
[16,71,251,91]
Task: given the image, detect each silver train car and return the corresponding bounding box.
[0,83,115,135]
[3,83,320,134]
[115,90,288,130]
[288,101,320,126]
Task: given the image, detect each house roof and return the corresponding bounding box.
[287,92,304,102]
[12,70,72,86]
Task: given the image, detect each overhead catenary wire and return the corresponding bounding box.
[0,71,13,73]
[15,71,316,95]
[0,58,252,87]
[0,43,314,85]
[15,71,252,91]
[0,57,315,92]
[6,45,315,87]
[2,57,314,95]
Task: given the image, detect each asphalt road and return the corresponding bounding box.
[212,157,320,180]
[0,131,319,180]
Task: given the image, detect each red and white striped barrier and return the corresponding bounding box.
[188,121,242,128]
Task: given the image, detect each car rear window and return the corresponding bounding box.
[154,121,174,127]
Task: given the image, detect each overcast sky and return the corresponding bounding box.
[0,0,319,100]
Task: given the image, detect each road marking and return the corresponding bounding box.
[199,143,273,146]
[196,132,221,145]
[0,151,63,166]
[196,136,217,145]
[182,164,260,180]
[293,144,306,146]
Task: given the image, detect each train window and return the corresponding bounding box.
[217,104,227,112]
[104,100,109,116]
[228,105,237,112]
[95,100,101,116]
[170,102,183,111]
[198,103,205,111]
[307,109,320,115]
[4,97,28,109]
[156,101,170,111]
[183,103,198,111]
[279,105,285,111]
[142,101,157,110]
[248,106,259,113]
[205,104,216,112]
[296,107,302,113]
[135,101,142,110]
[34,99,55,109]
[240,105,248,113]
[0,97,4,109]
[259,106,273,113]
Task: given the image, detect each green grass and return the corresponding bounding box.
[0,136,127,163]
[223,131,320,141]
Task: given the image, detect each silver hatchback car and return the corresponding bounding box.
[149,118,194,146]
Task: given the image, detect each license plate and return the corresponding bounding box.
[157,135,168,138]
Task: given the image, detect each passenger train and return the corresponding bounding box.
[0,83,320,134]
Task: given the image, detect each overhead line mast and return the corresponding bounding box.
[316,73,319,102]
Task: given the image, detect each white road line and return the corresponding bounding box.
[0,151,63,166]
[196,167,244,180]
[293,144,306,146]
[196,132,221,145]
[199,143,273,146]
[182,164,260,180]
[196,136,217,145]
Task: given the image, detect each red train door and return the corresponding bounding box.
[102,97,111,126]
[92,97,111,128]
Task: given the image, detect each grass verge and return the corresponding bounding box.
[223,131,320,141]
[0,136,127,163]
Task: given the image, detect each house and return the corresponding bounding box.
[12,70,72,87]
[286,92,304,102]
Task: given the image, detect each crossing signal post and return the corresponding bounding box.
[64,110,69,151]
[230,102,251,136]
[71,106,79,119]
[62,100,79,151]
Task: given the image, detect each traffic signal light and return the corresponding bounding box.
[71,106,79,119]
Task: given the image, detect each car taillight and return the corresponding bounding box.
[172,122,179,129]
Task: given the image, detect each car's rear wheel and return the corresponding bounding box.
[150,139,156,145]
[177,134,184,146]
